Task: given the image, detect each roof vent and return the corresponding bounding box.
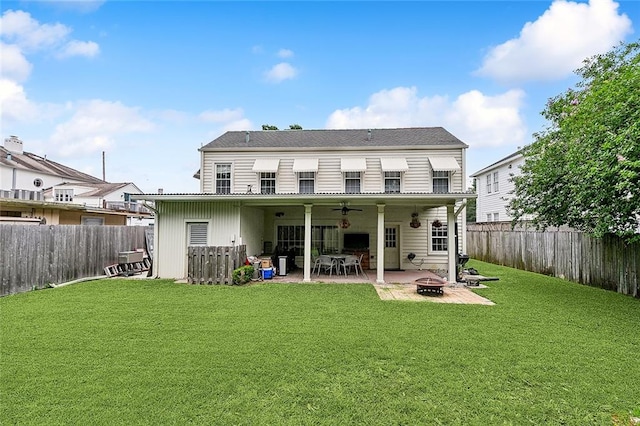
[367,129,372,141]
[245,131,250,144]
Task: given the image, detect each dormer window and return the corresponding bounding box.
[55,189,73,202]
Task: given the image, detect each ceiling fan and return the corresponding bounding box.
[332,205,363,215]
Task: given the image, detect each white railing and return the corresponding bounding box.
[104,201,154,214]
[0,189,44,201]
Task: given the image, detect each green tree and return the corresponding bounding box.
[466,180,477,223]
[509,41,640,242]
[261,124,278,130]
[289,124,303,130]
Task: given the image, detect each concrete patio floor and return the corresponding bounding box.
[261,268,496,305]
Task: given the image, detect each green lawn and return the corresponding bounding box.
[1,260,638,425]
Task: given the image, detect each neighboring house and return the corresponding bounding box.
[0,136,154,226]
[133,127,476,284]
[470,150,524,223]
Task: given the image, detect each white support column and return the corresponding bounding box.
[447,204,457,283]
[376,204,385,284]
[303,204,312,283]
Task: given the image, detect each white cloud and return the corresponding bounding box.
[50,100,155,157]
[57,40,100,58]
[476,0,633,83]
[264,62,298,83]
[326,86,526,147]
[199,108,245,123]
[277,48,294,58]
[0,42,32,82]
[0,78,65,127]
[0,78,39,123]
[0,10,70,51]
[0,9,99,58]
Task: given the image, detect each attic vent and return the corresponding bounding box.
[245,131,250,144]
[188,222,208,246]
[367,129,372,141]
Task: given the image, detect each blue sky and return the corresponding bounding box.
[1,0,637,193]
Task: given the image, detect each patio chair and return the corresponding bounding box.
[315,255,336,276]
[341,255,360,276]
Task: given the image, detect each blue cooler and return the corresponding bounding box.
[261,267,274,280]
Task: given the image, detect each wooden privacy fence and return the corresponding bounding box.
[187,245,246,285]
[467,223,639,297]
[0,224,152,296]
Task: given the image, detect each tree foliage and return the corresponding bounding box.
[261,124,279,130]
[509,41,640,242]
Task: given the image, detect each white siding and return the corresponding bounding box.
[475,156,524,222]
[201,148,465,194]
[155,201,240,279]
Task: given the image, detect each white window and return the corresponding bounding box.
[384,171,401,193]
[215,163,231,194]
[493,212,500,222]
[298,172,315,194]
[486,175,492,194]
[188,222,208,246]
[54,189,73,202]
[278,225,339,256]
[260,172,276,194]
[487,213,492,222]
[431,223,448,252]
[493,172,499,193]
[432,171,449,193]
[344,171,361,194]
[81,216,104,226]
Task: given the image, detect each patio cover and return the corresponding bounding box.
[380,157,409,172]
[292,158,319,173]
[428,156,460,172]
[252,158,280,173]
[340,158,367,172]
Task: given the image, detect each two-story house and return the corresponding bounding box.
[0,136,153,225]
[470,150,524,223]
[133,127,475,284]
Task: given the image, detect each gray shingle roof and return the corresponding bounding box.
[0,147,104,183]
[201,127,468,150]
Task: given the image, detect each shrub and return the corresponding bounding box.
[232,265,254,285]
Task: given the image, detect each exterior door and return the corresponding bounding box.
[384,226,400,270]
